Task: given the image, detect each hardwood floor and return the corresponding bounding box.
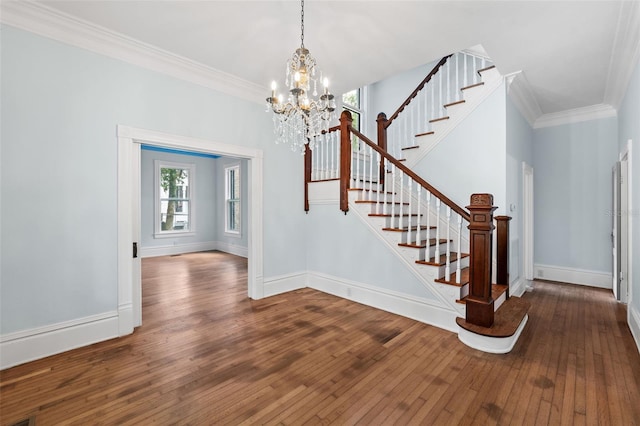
[1,251,639,425]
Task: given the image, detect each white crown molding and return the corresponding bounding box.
[505,71,542,127]
[604,0,640,109]
[0,1,266,105]
[533,103,617,129]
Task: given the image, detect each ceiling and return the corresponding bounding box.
[20,1,640,118]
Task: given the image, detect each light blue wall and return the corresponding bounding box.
[215,157,249,250]
[506,95,534,283]
[366,60,439,137]
[140,150,217,248]
[533,117,618,274]
[413,82,508,214]
[306,204,441,301]
[617,57,640,316]
[0,25,306,334]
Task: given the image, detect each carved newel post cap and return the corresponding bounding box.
[469,193,494,207]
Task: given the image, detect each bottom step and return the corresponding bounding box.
[455,297,530,354]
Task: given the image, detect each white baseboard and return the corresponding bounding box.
[308,271,458,333]
[510,277,527,297]
[629,305,640,356]
[140,241,217,258]
[534,264,612,289]
[139,240,248,258]
[0,312,119,370]
[457,314,528,354]
[215,241,248,258]
[263,271,307,297]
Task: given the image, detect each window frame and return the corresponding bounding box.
[342,86,368,150]
[224,163,241,236]
[154,160,196,238]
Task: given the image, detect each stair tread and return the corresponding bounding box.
[415,252,469,266]
[398,238,448,249]
[429,116,450,123]
[461,82,485,91]
[456,284,509,302]
[443,100,466,108]
[401,145,421,151]
[382,226,435,232]
[456,296,530,338]
[435,267,470,286]
[477,65,496,74]
[416,131,434,137]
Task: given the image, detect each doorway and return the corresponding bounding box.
[613,141,631,303]
[117,126,264,334]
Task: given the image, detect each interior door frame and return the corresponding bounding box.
[523,162,534,281]
[117,125,264,334]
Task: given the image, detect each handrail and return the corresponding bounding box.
[349,126,471,222]
[384,54,452,128]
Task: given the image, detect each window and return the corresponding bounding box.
[343,88,366,149]
[155,160,195,236]
[225,164,241,234]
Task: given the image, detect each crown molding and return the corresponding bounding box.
[604,0,640,109]
[533,103,617,129]
[0,1,266,105]
[505,71,542,127]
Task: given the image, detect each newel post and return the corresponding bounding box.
[466,193,497,328]
[376,113,388,189]
[304,143,312,212]
[339,110,353,214]
[495,215,512,298]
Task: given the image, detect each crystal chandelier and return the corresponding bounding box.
[266,0,336,152]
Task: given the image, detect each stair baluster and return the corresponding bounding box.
[390,164,397,222]
[434,198,441,262]
[456,215,462,284]
[398,168,404,230]
[376,152,382,214]
[425,191,431,260]
[445,206,451,281]
[407,179,413,244]
[416,186,422,246]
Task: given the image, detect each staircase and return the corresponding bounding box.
[305,50,529,353]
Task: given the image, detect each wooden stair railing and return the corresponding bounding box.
[303,125,340,212]
[338,110,510,328]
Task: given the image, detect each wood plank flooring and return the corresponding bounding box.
[1,251,639,425]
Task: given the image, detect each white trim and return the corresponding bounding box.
[506,71,542,127]
[534,264,613,289]
[308,180,340,205]
[215,241,248,258]
[0,1,265,105]
[533,104,617,129]
[117,125,264,336]
[308,271,458,333]
[629,305,640,356]
[224,163,241,234]
[457,314,528,354]
[0,312,119,370]
[139,241,218,258]
[263,272,307,297]
[522,162,534,281]
[510,277,527,298]
[604,1,640,109]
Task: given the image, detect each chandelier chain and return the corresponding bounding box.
[300,0,304,48]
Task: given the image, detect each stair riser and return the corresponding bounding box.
[385,216,422,228]
[400,229,435,244]
[435,282,469,301]
[434,256,469,277]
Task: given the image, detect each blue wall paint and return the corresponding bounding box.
[533,117,618,274]
[617,57,640,316]
[141,144,220,159]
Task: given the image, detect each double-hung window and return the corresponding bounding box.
[342,88,365,148]
[155,160,195,237]
[225,164,241,234]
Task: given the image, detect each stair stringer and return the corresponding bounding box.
[403,68,504,168]
[348,197,467,319]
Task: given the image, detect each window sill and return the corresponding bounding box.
[154,231,196,239]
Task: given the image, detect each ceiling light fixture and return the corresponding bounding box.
[266,0,336,152]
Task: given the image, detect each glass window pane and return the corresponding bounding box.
[342,89,360,109]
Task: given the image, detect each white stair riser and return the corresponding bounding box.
[435,282,469,301]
